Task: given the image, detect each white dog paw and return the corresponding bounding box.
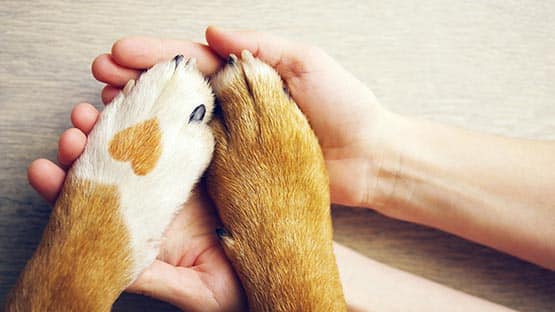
[70,55,214,276]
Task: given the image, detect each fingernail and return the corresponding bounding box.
[209,25,228,33]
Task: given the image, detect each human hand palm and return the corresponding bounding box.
[126,189,244,311]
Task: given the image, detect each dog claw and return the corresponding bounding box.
[216,227,229,239]
[185,57,197,69]
[189,104,206,123]
[228,54,238,65]
[241,50,254,61]
[174,54,184,68]
[122,79,135,96]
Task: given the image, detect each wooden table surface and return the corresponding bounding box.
[1,1,554,311]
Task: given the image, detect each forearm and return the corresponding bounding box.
[367,113,555,269]
[334,242,513,312]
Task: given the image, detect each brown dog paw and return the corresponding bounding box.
[207,51,346,311]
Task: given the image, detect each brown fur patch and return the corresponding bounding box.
[207,56,346,311]
[5,177,132,311]
[109,118,162,176]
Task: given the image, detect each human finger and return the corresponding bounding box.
[101,85,121,105]
[70,102,99,134]
[57,128,87,167]
[111,36,222,75]
[27,159,66,203]
[91,53,141,87]
[205,26,318,80]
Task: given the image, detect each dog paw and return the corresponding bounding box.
[207,51,344,310]
[208,50,328,231]
[69,55,214,276]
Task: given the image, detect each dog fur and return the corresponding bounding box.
[6,52,346,311]
[207,51,347,311]
[6,56,215,311]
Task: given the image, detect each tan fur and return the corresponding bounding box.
[206,52,346,311]
[108,117,162,176]
[5,177,132,311]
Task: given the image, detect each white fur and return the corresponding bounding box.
[70,58,214,279]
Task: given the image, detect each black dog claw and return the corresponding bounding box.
[174,54,185,68]
[227,54,238,65]
[216,228,230,239]
[189,104,206,123]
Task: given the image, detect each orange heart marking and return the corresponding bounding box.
[108,118,162,176]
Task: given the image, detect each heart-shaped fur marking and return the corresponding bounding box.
[108,118,162,176]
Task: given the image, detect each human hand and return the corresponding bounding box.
[92,27,396,209]
[27,102,245,311]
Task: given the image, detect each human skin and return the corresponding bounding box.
[371,116,555,269]
[26,27,552,309]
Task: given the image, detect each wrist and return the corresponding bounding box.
[364,113,477,224]
[362,110,417,218]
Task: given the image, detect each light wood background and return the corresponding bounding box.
[1,1,554,311]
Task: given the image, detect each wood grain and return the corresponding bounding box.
[1,1,554,311]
